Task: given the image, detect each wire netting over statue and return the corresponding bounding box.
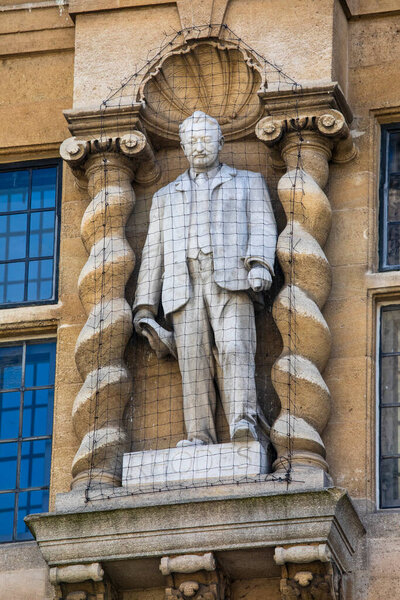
[70,25,312,500]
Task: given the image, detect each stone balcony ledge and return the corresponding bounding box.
[26,484,364,587]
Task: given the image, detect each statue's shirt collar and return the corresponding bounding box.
[189,164,222,183]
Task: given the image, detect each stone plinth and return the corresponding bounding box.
[122,442,268,490]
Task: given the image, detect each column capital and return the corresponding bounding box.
[60,104,160,186]
[256,82,357,167]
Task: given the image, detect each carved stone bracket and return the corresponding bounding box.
[274,545,344,600]
[160,554,229,600]
[255,83,357,479]
[274,544,332,565]
[50,562,117,600]
[280,571,339,600]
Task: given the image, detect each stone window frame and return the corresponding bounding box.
[0,337,57,542]
[0,158,62,308]
[377,303,400,509]
[379,123,400,271]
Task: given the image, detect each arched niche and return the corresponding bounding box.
[135,38,267,145]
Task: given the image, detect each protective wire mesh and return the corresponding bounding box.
[77,25,306,501]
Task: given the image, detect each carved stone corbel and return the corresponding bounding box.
[255,83,357,479]
[60,106,159,490]
[50,562,117,600]
[274,545,344,600]
[160,554,230,600]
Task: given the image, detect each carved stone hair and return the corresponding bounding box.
[179,110,222,140]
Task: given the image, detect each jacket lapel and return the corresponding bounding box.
[210,164,236,193]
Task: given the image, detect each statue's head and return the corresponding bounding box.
[179,111,224,172]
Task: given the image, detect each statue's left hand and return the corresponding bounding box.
[248,266,272,292]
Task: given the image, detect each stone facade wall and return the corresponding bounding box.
[0,3,79,597]
[1,1,400,599]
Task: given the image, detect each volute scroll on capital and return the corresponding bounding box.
[60,131,160,185]
[255,108,357,164]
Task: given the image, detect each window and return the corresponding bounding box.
[0,160,61,306]
[379,306,400,508]
[0,340,56,541]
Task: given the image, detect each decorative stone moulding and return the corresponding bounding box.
[50,561,116,600]
[255,83,357,479]
[61,105,161,187]
[274,543,343,600]
[60,106,160,490]
[160,554,216,576]
[160,553,229,600]
[137,38,267,143]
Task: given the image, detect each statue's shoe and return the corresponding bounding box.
[176,439,207,447]
[231,420,258,442]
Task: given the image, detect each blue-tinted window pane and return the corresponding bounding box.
[0,442,18,490]
[0,346,22,389]
[23,389,53,438]
[0,171,29,212]
[29,211,55,258]
[0,263,26,304]
[0,213,27,260]
[27,259,53,301]
[17,489,48,540]
[31,168,57,209]
[25,343,56,388]
[20,439,52,489]
[0,392,20,440]
[0,493,15,542]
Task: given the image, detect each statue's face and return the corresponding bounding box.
[180,119,223,171]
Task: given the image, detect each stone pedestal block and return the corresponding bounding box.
[122,442,268,490]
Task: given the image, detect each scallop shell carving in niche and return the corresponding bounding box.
[139,40,266,142]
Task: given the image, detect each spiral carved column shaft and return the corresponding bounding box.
[72,153,136,488]
[60,130,156,489]
[256,105,357,476]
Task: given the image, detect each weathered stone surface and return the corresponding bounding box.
[27,487,363,573]
[2,1,400,599]
[123,442,268,490]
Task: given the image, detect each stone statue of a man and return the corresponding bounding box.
[133,110,277,447]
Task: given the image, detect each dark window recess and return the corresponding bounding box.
[379,306,400,508]
[0,341,56,542]
[0,161,61,306]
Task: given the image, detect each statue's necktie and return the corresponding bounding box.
[188,173,212,257]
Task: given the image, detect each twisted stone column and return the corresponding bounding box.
[256,94,357,477]
[61,131,156,489]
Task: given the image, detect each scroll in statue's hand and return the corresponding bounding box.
[248,265,272,292]
[133,307,155,335]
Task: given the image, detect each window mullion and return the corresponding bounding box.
[24,172,32,302]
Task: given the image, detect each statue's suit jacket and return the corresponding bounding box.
[133,164,277,317]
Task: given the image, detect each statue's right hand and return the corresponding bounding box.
[133,308,156,335]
